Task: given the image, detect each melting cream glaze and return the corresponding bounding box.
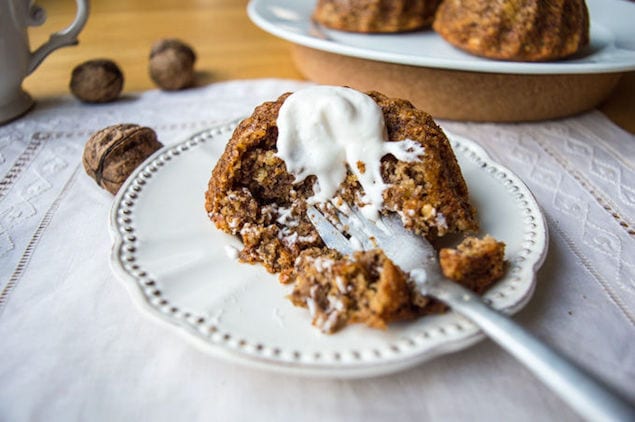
[276,86,424,220]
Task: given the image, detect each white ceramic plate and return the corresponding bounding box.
[110,121,548,378]
[247,0,635,75]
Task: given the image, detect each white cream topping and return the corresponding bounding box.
[276,86,424,220]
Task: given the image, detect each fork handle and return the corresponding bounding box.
[427,279,635,421]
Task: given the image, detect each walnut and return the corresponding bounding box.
[82,124,163,194]
[148,39,197,90]
[70,59,124,103]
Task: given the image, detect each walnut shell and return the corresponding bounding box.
[70,59,124,103]
[82,124,163,194]
[148,39,197,90]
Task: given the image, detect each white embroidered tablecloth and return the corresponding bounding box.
[0,79,633,421]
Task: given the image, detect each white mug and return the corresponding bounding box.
[0,0,89,124]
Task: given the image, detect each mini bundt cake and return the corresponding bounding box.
[433,0,590,61]
[206,86,504,333]
[206,88,477,274]
[313,0,441,33]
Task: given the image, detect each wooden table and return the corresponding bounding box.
[24,0,635,134]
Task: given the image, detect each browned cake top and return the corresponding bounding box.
[433,0,590,61]
[313,0,441,33]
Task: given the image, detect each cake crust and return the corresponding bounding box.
[433,0,590,62]
[313,0,441,33]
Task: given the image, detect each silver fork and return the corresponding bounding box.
[307,204,634,421]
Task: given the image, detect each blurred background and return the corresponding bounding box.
[24,0,635,132]
[25,0,302,94]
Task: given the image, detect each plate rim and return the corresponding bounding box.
[247,0,635,75]
[109,121,549,378]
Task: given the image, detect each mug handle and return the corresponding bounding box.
[27,0,90,75]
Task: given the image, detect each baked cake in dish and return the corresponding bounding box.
[206,86,505,333]
[433,0,590,62]
[313,0,441,33]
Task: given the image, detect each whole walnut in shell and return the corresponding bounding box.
[83,124,163,194]
[70,59,124,103]
[149,39,197,90]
